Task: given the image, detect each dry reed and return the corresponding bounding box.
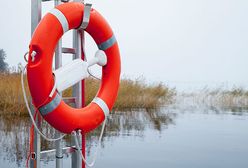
[0,73,28,116]
[178,87,248,110]
[0,73,175,116]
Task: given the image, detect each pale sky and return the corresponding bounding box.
[0,0,247,90]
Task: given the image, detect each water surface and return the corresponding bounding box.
[0,106,248,168]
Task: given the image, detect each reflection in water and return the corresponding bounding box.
[0,109,176,167]
[0,117,30,167]
[2,103,247,168]
[104,110,176,135]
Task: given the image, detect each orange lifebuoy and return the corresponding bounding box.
[27,2,121,134]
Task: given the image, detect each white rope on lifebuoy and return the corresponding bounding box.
[72,118,107,167]
[21,64,66,142]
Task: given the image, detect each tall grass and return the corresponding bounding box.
[114,79,175,110]
[177,87,248,110]
[0,73,27,116]
[0,73,175,116]
[63,78,176,110]
[208,88,248,108]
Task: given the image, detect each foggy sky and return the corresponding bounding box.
[0,0,247,89]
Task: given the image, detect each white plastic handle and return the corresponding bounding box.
[88,50,107,67]
[50,50,108,95]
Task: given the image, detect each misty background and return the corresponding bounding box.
[0,0,247,91]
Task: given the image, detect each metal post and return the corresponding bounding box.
[72,29,82,108]
[30,112,41,168]
[54,0,63,69]
[31,1,42,168]
[80,29,86,168]
[54,0,64,167]
[80,30,86,108]
[31,0,42,35]
[72,29,83,168]
[76,130,83,167]
[71,12,86,168]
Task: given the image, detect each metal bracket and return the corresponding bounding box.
[79,3,92,30]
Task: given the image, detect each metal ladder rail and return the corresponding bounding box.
[30,0,85,168]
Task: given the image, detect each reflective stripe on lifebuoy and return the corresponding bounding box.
[27,2,121,134]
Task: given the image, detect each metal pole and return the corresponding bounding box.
[79,2,86,167]
[72,30,82,108]
[71,1,86,167]
[54,0,63,69]
[77,130,83,167]
[80,30,86,108]
[30,110,41,168]
[80,30,86,168]
[72,29,83,168]
[31,1,42,168]
[31,0,42,35]
[54,1,64,168]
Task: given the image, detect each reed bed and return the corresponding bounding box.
[207,88,248,108]
[177,87,248,110]
[0,73,175,116]
[0,73,27,116]
[63,78,176,110]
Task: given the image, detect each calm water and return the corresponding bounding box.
[0,105,248,168]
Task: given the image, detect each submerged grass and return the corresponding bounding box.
[208,87,248,108]
[0,73,175,116]
[179,87,248,110]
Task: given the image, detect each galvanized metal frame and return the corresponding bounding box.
[30,1,41,168]
[31,0,85,167]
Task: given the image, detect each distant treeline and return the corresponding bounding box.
[0,48,24,74]
[0,49,8,72]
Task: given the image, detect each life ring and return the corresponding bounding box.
[27,2,121,134]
